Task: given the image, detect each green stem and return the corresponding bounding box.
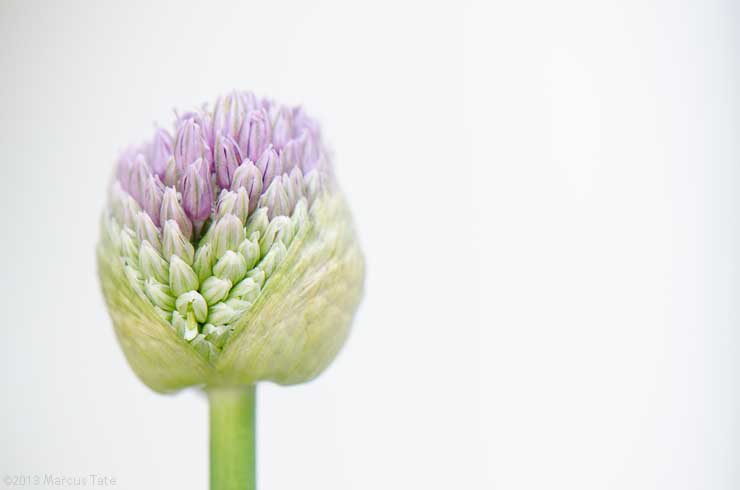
[208,385,256,490]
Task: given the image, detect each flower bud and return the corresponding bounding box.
[141,174,164,226]
[213,92,247,140]
[175,118,209,170]
[206,302,240,326]
[160,187,193,240]
[215,189,237,219]
[214,134,242,189]
[181,159,213,223]
[229,277,260,302]
[284,167,304,206]
[233,188,250,224]
[215,189,248,224]
[162,220,195,265]
[123,264,144,294]
[231,162,262,214]
[172,310,199,341]
[259,179,291,218]
[279,134,306,174]
[270,106,293,150]
[225,298,251,313]
[258,216,293,256]
[164,157,178,188]
[144,279,176,311]
[175,291,208,323]
[245,268,265,288]
[244,208,269,238]
[135,211,161,250]
[139,240,169,284]
[110,182,141,229]
[213,250,247,284]
[256,241,287,278]
[148,128,173,178]
[237,233,260,270]
[192,242,214,283]
[120,228,139,263]
[239,109,271,162]
[212,214,245,259]
[255,147,280,189]
[169,255,199,297]
[126,154,150,203]
[200,276,232,305]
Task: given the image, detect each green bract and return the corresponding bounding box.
[98,190,364,392]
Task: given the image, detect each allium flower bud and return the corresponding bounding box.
[139,240,168,284]
[160,187,193,239]
[148,128,173,178]
[181,158,213,223]
[215,189,249,224]
[213,92,248,140]
[214,135,242,189]
[135,211,161,250]
[169,255,199,297]
[213,250,247,284]
[255,146,280,189]
[175,118,211,172]
[175,290,209,323]
[97,91,364,394]
[211,214,245,258]
[239,109,271,162]
[162,220,195,265]
[201,276,233,305]
[230,161,262,213]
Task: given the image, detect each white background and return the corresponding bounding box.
[1,1,739,489]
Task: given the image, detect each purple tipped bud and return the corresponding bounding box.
[213,92,247,139]
[215,190,237,220]
[141,174,164,226]
[181,158,213,223]
[279,133,306,174]
[160,187,193,239]
[135,211,162,250]
[214,135,242,189]
[255,147,281,190]
[239,109,271,162]
[230,161,263,213]
[271,107,293,150]
[233,188,250,224]
[126,154,151,203]
[111,91,334,248]
[148,128,173,178]
[175,118,211,173]
[259,179,291,218]
[176,110,214,150]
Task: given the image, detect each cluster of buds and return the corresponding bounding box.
[98,92,363,392]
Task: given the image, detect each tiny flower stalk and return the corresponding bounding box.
[97,91,365,490]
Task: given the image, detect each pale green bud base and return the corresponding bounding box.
[97,189,365,392]
[209,386,256,490]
